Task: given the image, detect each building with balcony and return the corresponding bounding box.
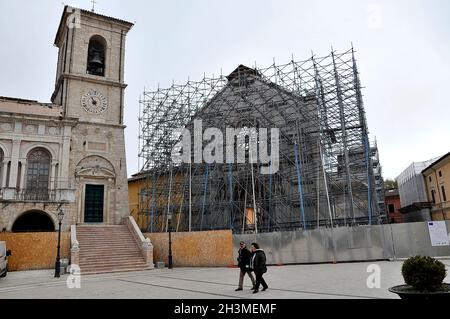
[0,7,133,232]
[422,152,450,221]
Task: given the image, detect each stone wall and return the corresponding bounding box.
[0,232,70,271]
[145,230,234,267]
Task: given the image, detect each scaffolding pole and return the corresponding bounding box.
[137,47,383,233]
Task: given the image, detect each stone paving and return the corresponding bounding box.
[1,260,449,299]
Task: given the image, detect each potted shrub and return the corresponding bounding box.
[389,256,450,300]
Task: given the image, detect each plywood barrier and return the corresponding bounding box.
[0,232,71,271]
[145,230,234,267]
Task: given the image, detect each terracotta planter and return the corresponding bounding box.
[389,284,450,300]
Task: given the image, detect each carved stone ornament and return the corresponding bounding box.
[0,122,12,132]
[75,155,115,179]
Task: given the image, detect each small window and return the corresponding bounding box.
[429,176,432,182]
[438,171,442,177]
[431,190,436,204]
[388,204,395,213]
[442,186,447,202]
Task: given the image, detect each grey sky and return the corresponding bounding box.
[1,0,449,179]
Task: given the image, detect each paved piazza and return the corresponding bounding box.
[1,260,449,299]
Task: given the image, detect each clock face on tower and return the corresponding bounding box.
[81,89,108,114]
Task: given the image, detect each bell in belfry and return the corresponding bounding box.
[87,47,104,76]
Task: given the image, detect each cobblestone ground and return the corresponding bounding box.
[1,260,449,299]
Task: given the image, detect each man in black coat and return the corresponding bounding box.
[235,241,255,291]
[250,242,268,293]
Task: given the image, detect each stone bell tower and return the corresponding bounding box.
[52,6,133,225]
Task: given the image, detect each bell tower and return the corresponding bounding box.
[51,6,133,125]
[51,6,134,225]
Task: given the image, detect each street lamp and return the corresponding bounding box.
[54,208,65,278]
[168,214,173,269]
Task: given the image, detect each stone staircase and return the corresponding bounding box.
[75,223,153,275]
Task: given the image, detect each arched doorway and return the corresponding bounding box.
[12,210,55,232]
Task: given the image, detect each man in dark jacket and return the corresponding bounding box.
[235,241,255,291]
[250,242,268,293]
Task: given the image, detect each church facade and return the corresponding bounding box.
[0,7,133,232]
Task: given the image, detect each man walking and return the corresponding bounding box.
[235,241,255,291]
[250,242,268,293]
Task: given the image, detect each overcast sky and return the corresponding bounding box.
[0,0,449,179]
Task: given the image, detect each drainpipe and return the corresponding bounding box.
[429,168,443,219]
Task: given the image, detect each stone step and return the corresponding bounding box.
[80,245,141,253]
[77,235,136,239]
[80,250,142,255]
[79,241,138,246]
[77,231,133,234]
[80,263,147,268]
[77,227,128,230]
[80,243,138,250]
[75,223,151,275]
[79,246,141,252]
[78,236,135,240]
[79,245,140,249]
[77,233,133,238]
[80,266,153,275]
[77,231,130,234]
[80,252,143,258]
[79,251,144,257]
[79,259,146,267]
[79,264,149,272]
[79,258,146,265]
[77,232,133,237]
[79,241,138,245]
[80,253,142,258]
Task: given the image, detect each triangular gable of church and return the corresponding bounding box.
[191,65,316,131]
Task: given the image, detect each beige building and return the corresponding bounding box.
[0,7,133,232]
[423,152,450,220]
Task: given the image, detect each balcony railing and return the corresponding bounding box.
[432,201,450,211]
[15,189,56,201]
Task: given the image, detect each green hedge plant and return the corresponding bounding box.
[402,256,447,291]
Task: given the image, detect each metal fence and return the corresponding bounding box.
[233,221,450,265]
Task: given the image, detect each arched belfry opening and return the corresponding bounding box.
[86,35,106,76]
[12,210,55,232]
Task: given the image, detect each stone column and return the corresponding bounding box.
[1,160,8,188]
[50,162,57,190]
[19,159,27,191]
[60,126,71,189]
[8,140,21,188]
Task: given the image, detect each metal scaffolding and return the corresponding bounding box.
[138,48,385,233]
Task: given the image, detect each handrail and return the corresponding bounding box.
[126,216,147,243]
[71,225,79,250]
[70,224,80,267]
[433,201,450,210]
[124,216,153,268]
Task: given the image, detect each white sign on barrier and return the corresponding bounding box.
[428,221,450,247]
